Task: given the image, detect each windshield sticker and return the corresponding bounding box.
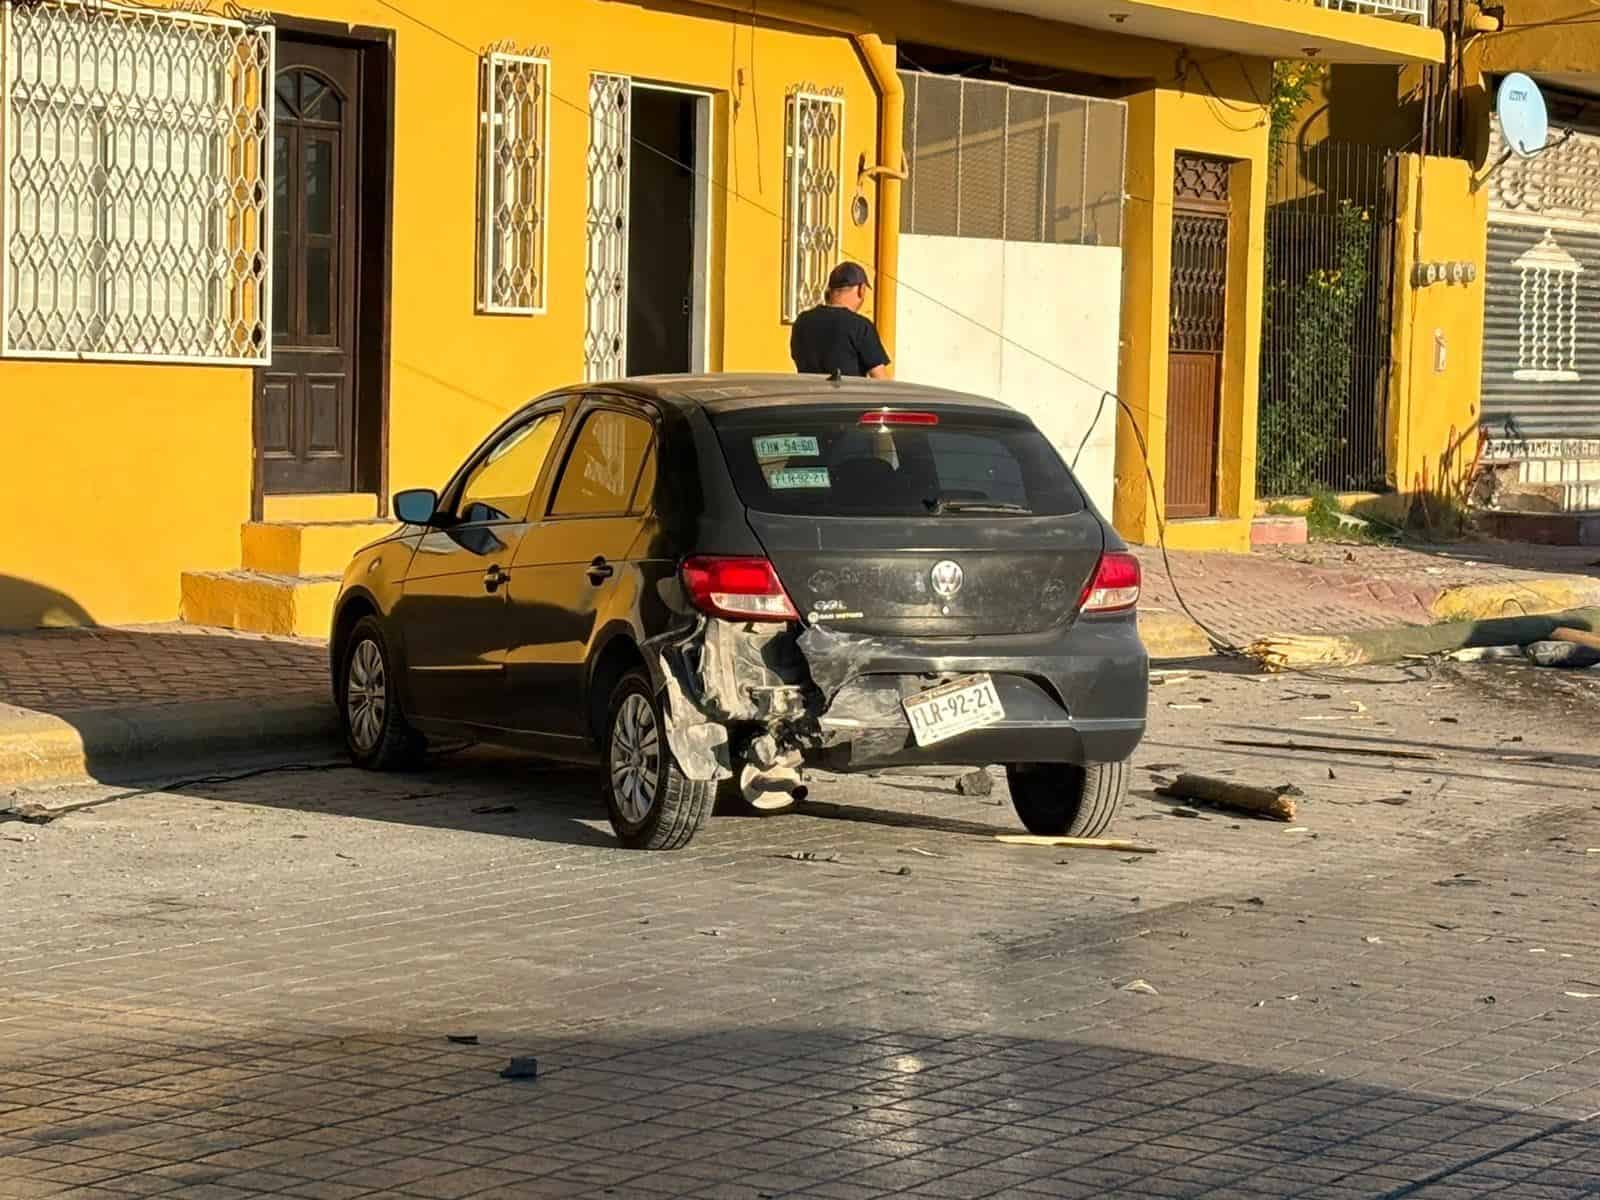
[766,466,831,490]
[754,435,820,461]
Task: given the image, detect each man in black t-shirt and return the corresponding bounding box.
[789,262,891,379]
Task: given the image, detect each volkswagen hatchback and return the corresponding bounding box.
[330,375,1148,849]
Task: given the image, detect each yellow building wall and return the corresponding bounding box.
[0,366,252,628]
[0,0,881,628]
[1115,60,1272,554]
[1386,154,1487,501]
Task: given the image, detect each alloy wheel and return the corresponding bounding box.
[610,693,661,824]
[346,638,387,752]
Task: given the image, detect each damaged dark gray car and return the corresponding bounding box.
[330,374,1148,850]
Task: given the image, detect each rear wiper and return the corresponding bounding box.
[923,496,1033,515]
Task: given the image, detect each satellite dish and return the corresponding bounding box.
[1497,72,1549,157]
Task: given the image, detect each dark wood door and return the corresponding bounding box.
[259,41,360,495]
[1164,153,1230,520]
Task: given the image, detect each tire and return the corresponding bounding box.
[339,616,425,771]
[604,670,714,850]
[1006,761,1128,838]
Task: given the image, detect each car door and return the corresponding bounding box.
[397,405,567,726]
[503,399,658,739]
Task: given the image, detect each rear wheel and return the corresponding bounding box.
[340,616,424,770]
[1006,761,1128,838]
[604,671,714,850]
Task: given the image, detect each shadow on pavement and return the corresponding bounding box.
[3,1014,1597,1198]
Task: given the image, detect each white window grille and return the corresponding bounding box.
[479,49,549,315]
[0,0,274,363]
[1514,230,1583,382]
[782,88,843,323]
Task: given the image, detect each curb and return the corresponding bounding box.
[0,694,341,794]
[1139,610,1214,660]
[1429,576,1600,623]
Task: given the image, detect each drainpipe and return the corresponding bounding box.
[853,33,904,365]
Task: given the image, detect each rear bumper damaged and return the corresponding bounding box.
[648,618,1147,783]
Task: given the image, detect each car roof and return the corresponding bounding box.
[591,373,1013,415]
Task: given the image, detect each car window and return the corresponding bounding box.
[550,410,654,517]
[630,444,657,514]
[456,413,562,524]
[711,407,1085,518]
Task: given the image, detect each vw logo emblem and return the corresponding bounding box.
[930,560,964,599]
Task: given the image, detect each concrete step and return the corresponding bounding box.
[262,493,380,523]
[242,520,392,576]
[180,570,341,639]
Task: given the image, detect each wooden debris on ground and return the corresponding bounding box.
[1156,774,1297,821]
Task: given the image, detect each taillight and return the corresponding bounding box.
[1079,551,1141,614]
[681,556,799,622]
[860,409,939,426]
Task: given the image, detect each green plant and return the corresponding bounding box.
[1258,201,1372,498]
[1269,60,1325,150]
[1265,491,1401,545]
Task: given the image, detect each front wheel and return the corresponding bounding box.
[339,616,424,770]
[1006,761,1128,838]
[604,671,714,850]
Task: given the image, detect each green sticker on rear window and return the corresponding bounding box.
[754,435,820,461]
[765,466,831,490]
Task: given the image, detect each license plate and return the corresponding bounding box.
[903,674,1005,747]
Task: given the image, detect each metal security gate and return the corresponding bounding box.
[584,73,630,381]
[1166,153,1230,520]
[1257,139,1397,497]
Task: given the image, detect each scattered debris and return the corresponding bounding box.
[776,850,840,863]
[955,770,994,798]
[471,803,518,816]
[1167,703,1205,711]
[1283,826,1310,835]
[1378,796,1410,807]
[1121,979,1160,996]
[1363,936,1384,945]
[1245,897,1265,907]
[880,866,912,877]
[1218,739,1438,761]
[500,1056,539,1080]
[447,1034,479,1046]
[904,847,942,859]
[995,835,1156,853]
[1156,775,1296,822]
[3,801,58,825]
[695,928,723,937]
[334,852,357,862]
[1448,645,1524,663]
[1524,640,1600,669]
[1480,995,1497,1005]
[1434,876,1481,887]
[1563,991,1600,1000]
[1327,767,1337,780]
[1170,806,1204,819]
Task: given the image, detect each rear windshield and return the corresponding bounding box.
[712,407,1086,518]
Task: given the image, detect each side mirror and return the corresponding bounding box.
[393,488,440,526]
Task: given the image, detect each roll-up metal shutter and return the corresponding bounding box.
[1482,114,1600,440]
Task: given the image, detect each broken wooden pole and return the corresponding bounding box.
[1246,607,1600,671]
[1158,775,1296,821]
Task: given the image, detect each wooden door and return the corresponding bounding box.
[1164,153,1230,520]
[258,41,361,495]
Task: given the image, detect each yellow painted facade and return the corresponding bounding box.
[0,0,1445,630]
[1386,154,1488,502]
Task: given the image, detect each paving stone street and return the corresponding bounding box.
[3,659,1600,1199]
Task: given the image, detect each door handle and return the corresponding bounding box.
[483,564,510,593]
[586,557,615,585]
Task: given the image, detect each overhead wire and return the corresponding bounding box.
[370,0,1249,656]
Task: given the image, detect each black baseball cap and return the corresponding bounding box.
[827,261,871,291]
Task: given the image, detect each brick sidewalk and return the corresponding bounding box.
[1136,540,1600,644]
[0,541,1597,721]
